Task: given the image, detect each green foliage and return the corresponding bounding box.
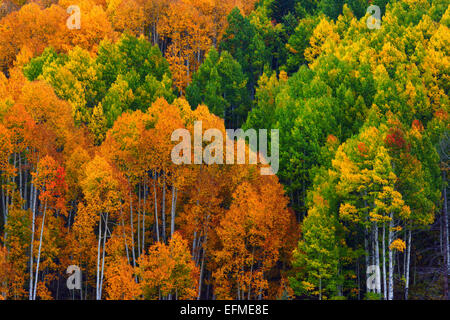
[319,0,345,20]
[266,0,297,22]
[365,291,382,300]
[101,75,134,128]
[245,1,448,300]
[295,0,320,18]
[281,12,299,37]
[186,47,249,128]
[220,8,269,95]
[285,15,320,73]
[251,7,289,71]
[346,0,367,19]
[289,173,344,300]
[23,47,63,81]
[244,71,287,132]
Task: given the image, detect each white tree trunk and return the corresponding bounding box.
[405,229,411,300]
[96,213,102,300]
[171,187,177,238]
[129,183,136,267]
[153,174,159,242]
[33,201,47,300]
[99,213,108,299]
[142,184,146,255]
[364,226,370,293]
[374,223,381,294]
[29,181,36,300]
[388,212,394,300]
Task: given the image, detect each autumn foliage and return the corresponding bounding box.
[0,0,448,301]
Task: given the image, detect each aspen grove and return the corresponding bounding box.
[0,0,448,300]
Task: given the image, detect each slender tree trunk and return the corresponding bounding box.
[96,213,102,300]
[99,213,109,299]
[129,181,136,267]
[28,180,36,300]
[153,173,160,242]
[192,231,197,260]
[33,201,47,300]
[198,214,209,300]
[161,174,166,243]
[319,278,322,300]
[374,222,381,295]
[137,184,141,256]
[170,187,177,238]
[405,229,412,300]
[388,212,394,300]
[142,184,147,255]
[364,226,370,293]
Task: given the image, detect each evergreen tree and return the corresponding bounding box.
[186,47,249,128]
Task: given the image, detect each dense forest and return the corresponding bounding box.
[0,0,448,300]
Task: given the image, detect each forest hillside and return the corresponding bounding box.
[0,0,448,300]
